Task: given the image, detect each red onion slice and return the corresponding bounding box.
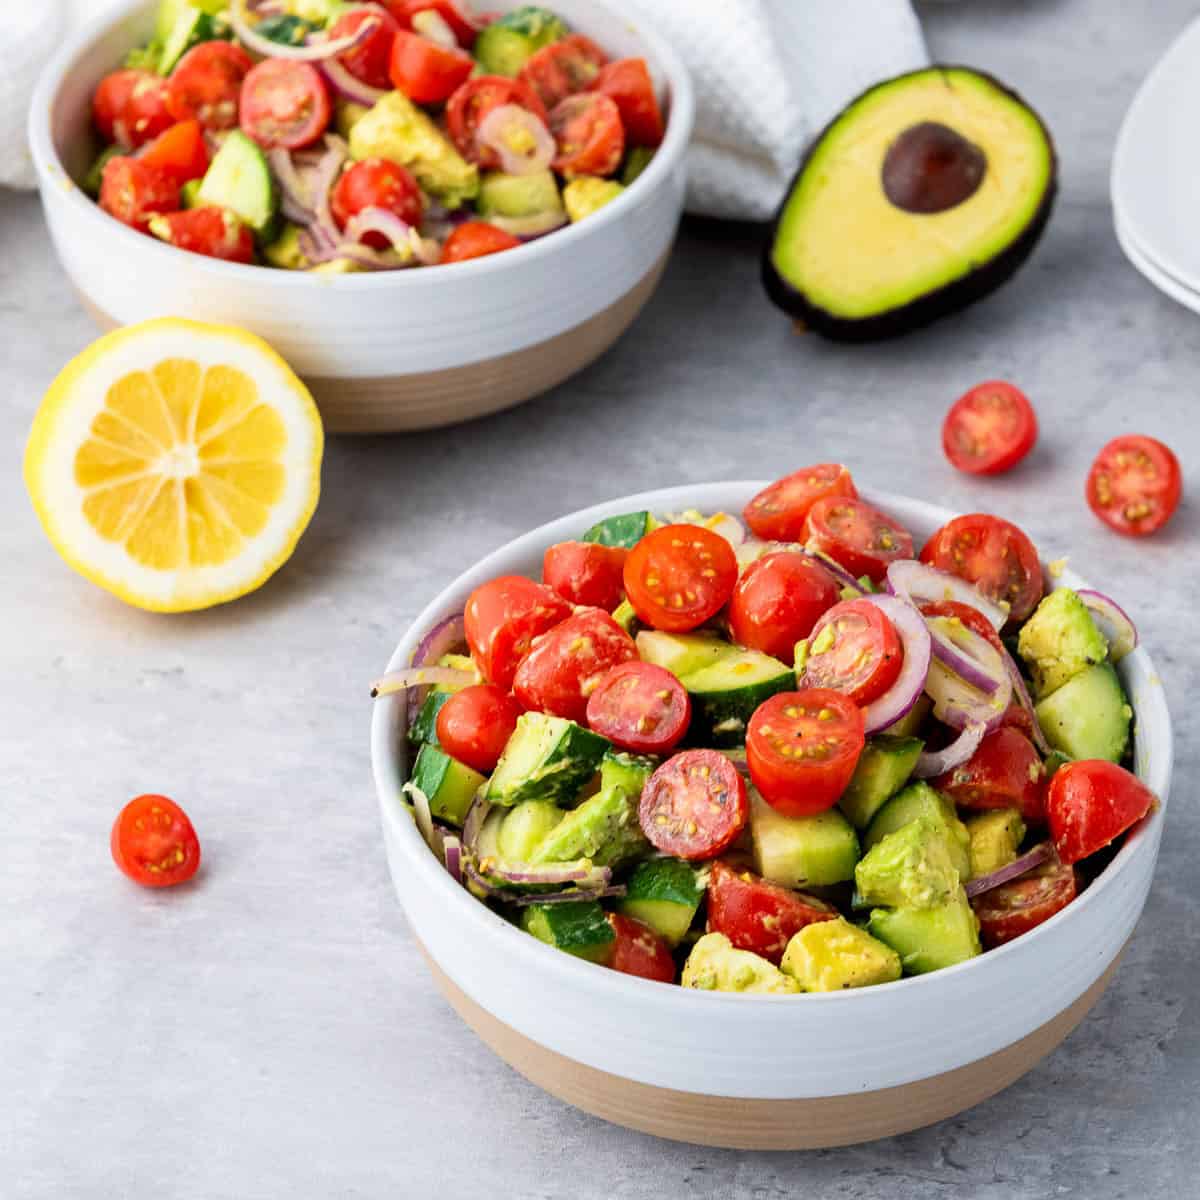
[965,843,1052,898]
[923,617,1011,729]
[913,722,986,778]
[803,547,867,595]
[401,780,436,845]
[1077,589,1138,661]
[484,861,611,887]
[928,621,1003,697]
[231,1,382,60]
[857,594,933,733]
[462,794,490,854]
[1000,644,1052,755]
[320,57,388,107]
[441,834,464,884]
[509,884,628,906]
[478,104,556,175]
[887,560,1007,630]
[370,665,475,698]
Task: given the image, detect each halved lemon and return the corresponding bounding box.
[24,319,323,613]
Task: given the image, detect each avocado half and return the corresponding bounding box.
[763,66,1057,341]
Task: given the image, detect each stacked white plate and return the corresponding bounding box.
[1112,14,1200,313]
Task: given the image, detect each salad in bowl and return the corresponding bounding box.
[373,465,1160,996]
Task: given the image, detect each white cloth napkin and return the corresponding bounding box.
[0,2,66,190]
[624,0,929,220]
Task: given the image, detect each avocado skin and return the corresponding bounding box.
[761,65,1058,342]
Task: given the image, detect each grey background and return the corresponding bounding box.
[3,1,1197,1196]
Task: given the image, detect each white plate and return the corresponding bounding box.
[1112,13,1200,295]
[1115,212,1200,315]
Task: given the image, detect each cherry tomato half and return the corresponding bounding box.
[391,0,481,46]
[972,855,1077,947]
[706,859,837,964]
[138,119,209,185]
[439,221,523,263]
[332,158,423,248]
[111,794,201,888]
[99,157,179,232]
[166,42,254,131]
[1086,434,1182,538]
[446,76,548,168]
[240,59,331,150]
[149,206,256,263]
[549,93,624,177]
[330,7,403,90]
[607,913,676,982]
[942,380,1038,475]
[920,513,1043,623]
[639,749,749,861]
[517,33,608,110]
[389,30,474,105]
[623,524,738,634]
[743,464,858,542]
[802,496,914,585]
[746,689,865,818]
[435,683,523,774]
[1046,759,1157,865]
[728,551,840,662]
[800,598,904,707]
[542,540,628,611]
[585,661,691,755]
[589,57,663,147]
[934,726,1046,824]
[93,70,145,144]
[94,70,174,148]
[464,574,572,689]
[512,607,636,723]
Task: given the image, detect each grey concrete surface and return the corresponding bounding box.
[2,1,1197,1196]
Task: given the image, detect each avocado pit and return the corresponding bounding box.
[882,122,987,214]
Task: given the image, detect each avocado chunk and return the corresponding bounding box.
[881,694,932,740]
[681,932,800,995]
[486,712,610,806]
[868,892,981,974]
[635,630,735,680]
[521,900,615,963]
[408,743,486,827]
[529,752,652,868]
[473,6,567,77]
[497,800,564,862]
[611,598,638,634]
[780,916,901,992]
[1034,661,1131,763]
[582,510,650,548]
[1018,587,1109,698]
[262,222,310,270]
[865,782,971,882]
[965,808,1026,879]
[764,67,1056,341]
[477,169,563,219]
[563,176,625,222]
[681,650,795,747]
[837,734,924,829]
[617,858,704,947]
[197,131,279,240]
[750,789,859,888]
[349,91,479,208]
[855,819,962,910]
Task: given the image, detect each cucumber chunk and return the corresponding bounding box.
[158,7,221,75]
[618,858,704,946]
[1034,661,1131,763]
[682,650,795,747]
[635,630,735,679]
[868,892,981,975]
[485,713,609,807]
[197,131,280,240]
[837,734,924,829]
[409,690,452,747]
[582,510,650,548]
[521,900,614,963]
[473,6,567,77]
[497,801,564,862]
[409,743,485,827]
[749,789,859,888]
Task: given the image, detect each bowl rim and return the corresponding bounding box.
[28,0,695,290]
[371,480,1172,1011]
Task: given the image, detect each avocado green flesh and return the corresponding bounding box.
[768,67,1054,327]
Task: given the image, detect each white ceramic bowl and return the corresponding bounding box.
[371,482,1172,1147]
[29,0,693,432]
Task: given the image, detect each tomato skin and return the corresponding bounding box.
[1046,760,1157,865]
[99,157,180,232]
[446,76,548,168]
[93,70,144,144]
[439,221,522,263]
[743,464,858,542]
[585,661,691,755]
[330,7,403,90]
[239,59,331,150]
[389,30,475,105]
[549,93,624,176]
[464,574,573,690]
[517,33,608,110]
[801,598,905,707]
[934,726,1046,824]
[332,158,423,247]
[138,119,209,185]
[589,57,663,147]
[391,0,480,46]
[607,913,676,982]
[921,514,1043,623]
[435,683,523,774]
[623,524,738,634]
[746,689,865,818]
[114,72,175,148]
[150,206,256,263]
[166,42,254,131]
[512,608,637,723]
[972,856,1077,947]
[111,794,201,888]
[542,540,628,611]
[639,749,749,861]
[802,496,914,585]
[706,860,837,964]
[943,381,1038,475]
[1086,434,1182,538]
[728,551,840,662]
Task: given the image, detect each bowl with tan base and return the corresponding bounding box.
[29,0,693,434]
[371,482,1171,1149]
